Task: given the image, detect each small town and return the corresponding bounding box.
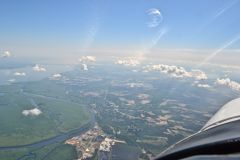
[65,124,126,160]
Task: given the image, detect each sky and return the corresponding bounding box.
[0,0,240,63]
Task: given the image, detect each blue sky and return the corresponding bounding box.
[0,0,240,59]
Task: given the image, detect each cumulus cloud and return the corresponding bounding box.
[144,64,207,80]
[197,84,211,88]
[33,64,46,72]
[50,73,62,80]
[216,78,240,91]
[190,69,208,80]
[78,56,96,71]
[115,57,140,67]
[14,72,26,76]
[78,56,96,62]
[22,108,42,116]
[1,51,11,58]
[82,64,88,71]
[144,64,188,78]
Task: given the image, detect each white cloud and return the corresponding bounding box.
[193,80,211,88]
[50,73,62,80]
[115,57,140,66]
[82,64,88,71]
[33,64,46,72]
[216,78,240,91]
[22,108,42,116]
[140,100,151,105]
[190,69,208,80]
[1,51,11,58]
[127,83,144,88]
[8,79,16,82]
[197,84,211,88]
[145,64,188,78]
[144,64,208,80]
[78,56,96,62]
[78,56,95,71]
[14,72,26,76]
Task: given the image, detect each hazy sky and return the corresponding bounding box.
[0,0,240,63]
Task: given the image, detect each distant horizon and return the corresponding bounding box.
[2,48,239,68]
[1,0,240,66]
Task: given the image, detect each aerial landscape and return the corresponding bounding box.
[0,57,239,159]
[0,0,240,160]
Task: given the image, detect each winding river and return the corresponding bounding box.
[0,92,96,151]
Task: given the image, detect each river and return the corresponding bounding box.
[0,92,96,151]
